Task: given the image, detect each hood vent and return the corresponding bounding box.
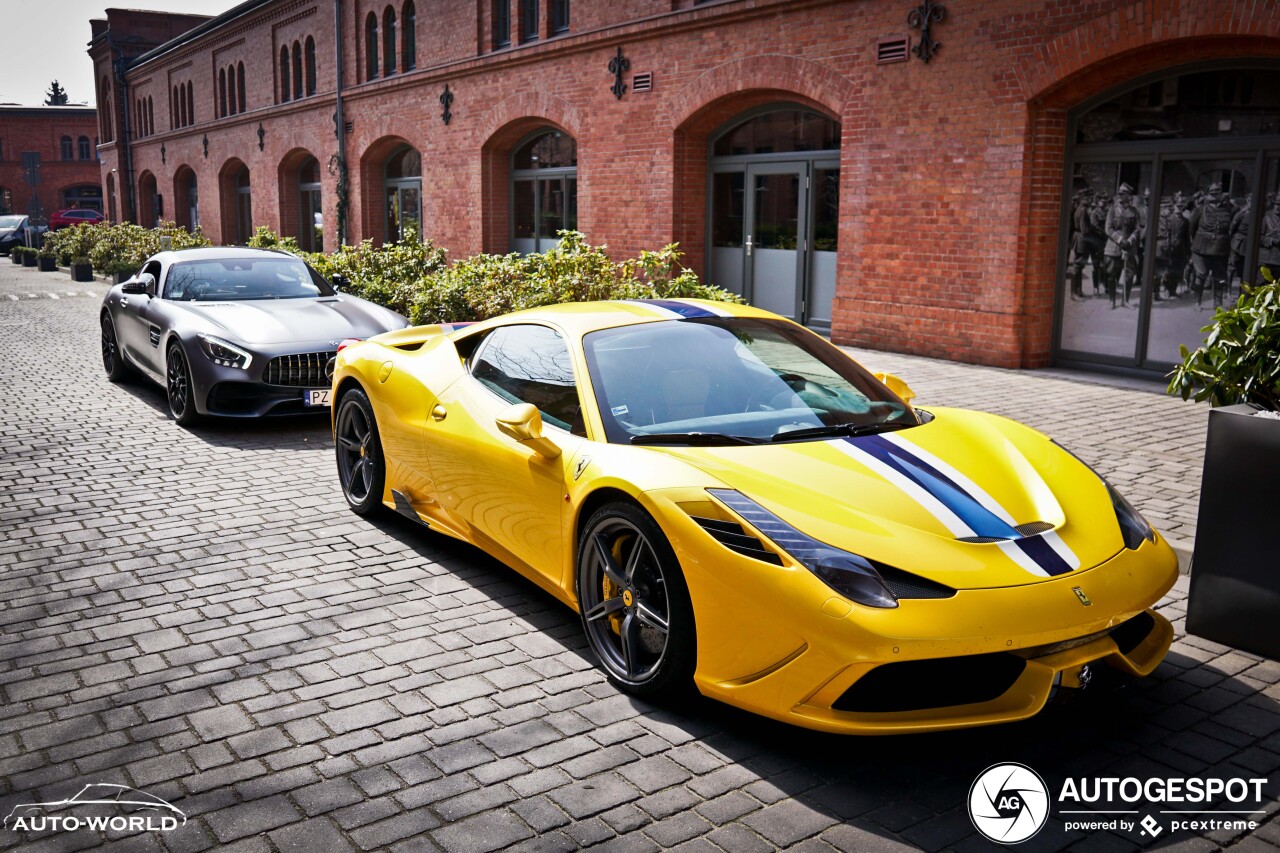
[958,520,1055,544]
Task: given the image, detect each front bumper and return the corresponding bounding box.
[185,343,337,418]
[646,489,1179,735]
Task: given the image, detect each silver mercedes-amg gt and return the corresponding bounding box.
[99,247,407,424]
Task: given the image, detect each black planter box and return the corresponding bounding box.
[9,252,20,264]
[37,256,56,272]
[71,263,94,282]
[21,253,36,267]
[1186,403,1280,661]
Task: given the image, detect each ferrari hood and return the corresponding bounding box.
[170,297,404,345]
[655,408,1127,589]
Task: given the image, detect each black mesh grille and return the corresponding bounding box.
[690,516,783,565]
[264,351,336,387]
[1016,521,1055,536]
[877,565,955,599]
[833,652,1027,713]
[957,535,1006,544]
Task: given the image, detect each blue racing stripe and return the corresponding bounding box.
[637,299,718,319]
[1013,535,1074,577]
[851,435,1022,541]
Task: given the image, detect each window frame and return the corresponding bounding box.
[402,1,416,69]
[509,128,578,254]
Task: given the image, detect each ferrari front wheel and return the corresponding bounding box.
[576,502,696,698]
[335,387,386,515]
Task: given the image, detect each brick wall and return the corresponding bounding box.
[0,109,103,223]
[90,0,1280,368]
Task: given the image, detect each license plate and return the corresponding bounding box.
[304,389,331,407]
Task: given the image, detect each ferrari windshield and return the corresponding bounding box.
[583,317,918,445]
[163,257,334,301]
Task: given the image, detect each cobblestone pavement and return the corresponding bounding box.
[1,262,1277,853]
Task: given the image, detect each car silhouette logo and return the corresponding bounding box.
[4,783,187,832]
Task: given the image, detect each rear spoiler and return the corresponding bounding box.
[367,322,476,350]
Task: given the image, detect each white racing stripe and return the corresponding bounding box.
[827,439,976,538]
[624,300,685,319]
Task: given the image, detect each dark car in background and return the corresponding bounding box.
[48,209,107,230]
[99,247,407,425]
[0,215,46,254]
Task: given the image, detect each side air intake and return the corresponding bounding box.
[690,516,783,565]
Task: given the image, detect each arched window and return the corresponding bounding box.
[552,0,569,34]
[182,84,190,126]
[99,79,113,142]
[298,156,323,252]
[279,47,290,103]
[306,36,317,95]
[365,13,378,81]
[226,66,236,115]
[186,81,194,125]
[383,7,397,76]
[292,42,303,101]
[237,62,246,113]
[147,96,154,135]
[402,1,416,70]
[61,135,73,160]
[170,87,177,128]
[219,69,228,116]
[384,146,421,243]
[78,136,91,160]
[511,128,577,253]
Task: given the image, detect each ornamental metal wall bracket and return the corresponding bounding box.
[257,123,265,151]
[202,134,209,158]
[907,0,946,63]
[608,46,630,100]
[160,143,166,165]
[440,84,454,125]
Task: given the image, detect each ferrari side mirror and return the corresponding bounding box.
[496,403,562,459]
[874,371,916,405]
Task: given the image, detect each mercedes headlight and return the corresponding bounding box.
[198,334,252,369]
[708,489,898,608]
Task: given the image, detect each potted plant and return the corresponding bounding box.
[20,247,37,267]
[37,246,57,272]
[9,248,20,264]
[71,255,94,282]
[1169,269,1280,661]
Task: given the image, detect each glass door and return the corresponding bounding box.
[300,185,322,252]
[807,162,840,331]
[745,162,806,321]
[385,181,421,243]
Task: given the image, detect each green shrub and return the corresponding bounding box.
[88,221,211,276]
[1169,269,1280,411]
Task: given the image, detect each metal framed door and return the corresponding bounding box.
[745,162,807,322]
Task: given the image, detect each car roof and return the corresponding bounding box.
[466,298,777,338]
[149,246,298,263]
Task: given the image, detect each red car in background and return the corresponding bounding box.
[48,209,106,230]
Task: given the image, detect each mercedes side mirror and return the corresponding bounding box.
[874,371,917,405]
[496,403,562,459]
[330,273,345,291]
[121,278,148,295]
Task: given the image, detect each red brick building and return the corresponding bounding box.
[0,106,103,222]
[90,0,1280,374]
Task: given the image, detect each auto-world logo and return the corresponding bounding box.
[3,784,186,834]
[968,763,1051,844]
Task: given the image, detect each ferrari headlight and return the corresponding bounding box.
[1109,484,1155,550]
[708,489,898,609]
[198,334,252,369]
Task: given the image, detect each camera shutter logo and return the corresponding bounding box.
[968,763,1051,844]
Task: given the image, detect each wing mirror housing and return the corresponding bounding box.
[496,403,562,459]
[121,273,153,296]
[330,273,345,291]
[874,372,916,405]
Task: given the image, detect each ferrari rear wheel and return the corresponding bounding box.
[100,313,132,382]
[335,387,386,515]
[165,343,200,426]
[577,502,696,698]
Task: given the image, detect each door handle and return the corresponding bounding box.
[745,236,753,257]
[431,404,447,421]
[120,298,128,308]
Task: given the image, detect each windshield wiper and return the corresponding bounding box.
[630,432,763,446]
[769,420,914,443]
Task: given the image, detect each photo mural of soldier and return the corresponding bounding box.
[1260,192,1280,281]
[1187,183,1233,309]
[1228,197,1250,294]
[1154,191,1189,299]
[1104,183,1141,308]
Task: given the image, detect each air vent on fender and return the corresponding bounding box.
[690,516,784,566]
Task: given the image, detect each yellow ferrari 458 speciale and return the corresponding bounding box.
[330,298,1178,735]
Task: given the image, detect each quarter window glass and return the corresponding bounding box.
[471,325,584,435]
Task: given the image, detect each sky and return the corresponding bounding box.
[1,1,243,107]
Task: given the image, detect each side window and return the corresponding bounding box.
[471,324,584,436]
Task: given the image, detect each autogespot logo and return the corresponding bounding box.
[969,763,1051,844]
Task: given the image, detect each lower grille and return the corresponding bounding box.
[264,351,336,387]
[1110,611,1156,654]
[833,652,1027,713]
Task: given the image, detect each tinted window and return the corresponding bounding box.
[471,325,584,435]
[163,257,335,301]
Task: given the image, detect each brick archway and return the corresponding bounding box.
[1015,0,1280,366]
[479,95,582,254]
[137,171,158,228]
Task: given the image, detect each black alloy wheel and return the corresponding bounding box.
[335,387,386,515]
[576,502,696,698]
[100,313,132,382]
[166,343,199,426]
